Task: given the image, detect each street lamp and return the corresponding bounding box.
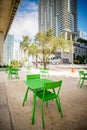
[71,42,75,72]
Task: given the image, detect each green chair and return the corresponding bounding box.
[39,68,49,77]
[32,80,63,129]
[26,66,32,71]
[5,66,10,73]
[78,70,87,88]
[27,74,40,80]
[22,74,40,106]
[8,67,19,80]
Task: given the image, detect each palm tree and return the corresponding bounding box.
[28,43,39,68]
[20,36,31,59]
[19,31,73,68]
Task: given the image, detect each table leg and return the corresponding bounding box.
[22,87,29,106]
[32,91,36,124]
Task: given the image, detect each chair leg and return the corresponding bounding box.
[8,73,10,79]
[17,74,19,79]
[58,98,63,118]
[78,79,81,87]
[55,97,60,112]
[8,73,11,80]
[32,93,36,125]
[55,97,63,118]
[46,101,48,107]
[22,87,29,106]
[17,73,19,79]
[18,74,19,79]
[80,79,85,88]
[41,101,45,129]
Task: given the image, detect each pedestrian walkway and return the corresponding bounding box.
[0,72,13,130]
[0,68,87,130]
[22,67,79,78]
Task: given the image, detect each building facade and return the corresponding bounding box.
[78,30,83,39]
[73,42,87,59]
[38,0,77,40]
[0,0,20,65]
[4,34,14,65]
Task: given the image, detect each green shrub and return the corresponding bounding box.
[74,60,79,64]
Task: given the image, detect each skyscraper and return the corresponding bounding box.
[38,0,77,40]
[4,34,14,65]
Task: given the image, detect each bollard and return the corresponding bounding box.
[72,67,75,72]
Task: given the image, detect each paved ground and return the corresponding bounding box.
[0,66,87,130]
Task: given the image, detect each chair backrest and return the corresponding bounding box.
[27,74,40,80]
[9,67,19,74]
[5,67,10,71]
[44,80,62,96]
[79,71,84,78]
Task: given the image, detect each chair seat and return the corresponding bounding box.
[81,77,87,80]
[10,71,18,74]
[8,68,19,79]
[39,68,49,77]
[36,90,57,101]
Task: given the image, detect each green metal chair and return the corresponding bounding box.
[22,74,40,106]
[32,80,63,129]
[39,68,49,77]
[78,70,87,88]
[5,66,10,73]
[8,67,19,80]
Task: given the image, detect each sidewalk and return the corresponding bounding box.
[0,72,13,130]
[0,68,87,130]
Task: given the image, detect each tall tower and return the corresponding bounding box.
[4,34,14,65]
[38,0,78,40]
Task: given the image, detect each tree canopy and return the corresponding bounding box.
[19,29,73,68]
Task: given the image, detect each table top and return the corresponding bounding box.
[24,78,54,90]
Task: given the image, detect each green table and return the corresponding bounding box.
[24,78,53,90]
[24,78,54,124]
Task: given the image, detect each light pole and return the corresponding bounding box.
[72,42,73,65]
[34,39,38,69]
[71,42,75,72]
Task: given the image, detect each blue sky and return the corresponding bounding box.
[9,0,87,44]
[78,0,87,32]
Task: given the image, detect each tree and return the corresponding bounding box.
[19,30,73,68]
[75,55,83,64]
[10,60,20,67]
[77,38,87,44]
[35,29,54,68]
[20,36,31,58]
[35,29,73,68]
[28,43,39,68]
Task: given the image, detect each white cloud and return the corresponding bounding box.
[83,32,87,40]
[9,1,38,43]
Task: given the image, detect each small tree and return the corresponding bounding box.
[75,55,83,64]
[35,29,54,68]
[28,43,39,68]
[10,60,20,67]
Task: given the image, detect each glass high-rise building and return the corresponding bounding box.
[38,0,78,40]
[4,34,14,65]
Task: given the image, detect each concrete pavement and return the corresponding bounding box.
[0,67,87,130]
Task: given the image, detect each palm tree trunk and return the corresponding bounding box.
[43,48,46,68]
[36,54,38,68]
